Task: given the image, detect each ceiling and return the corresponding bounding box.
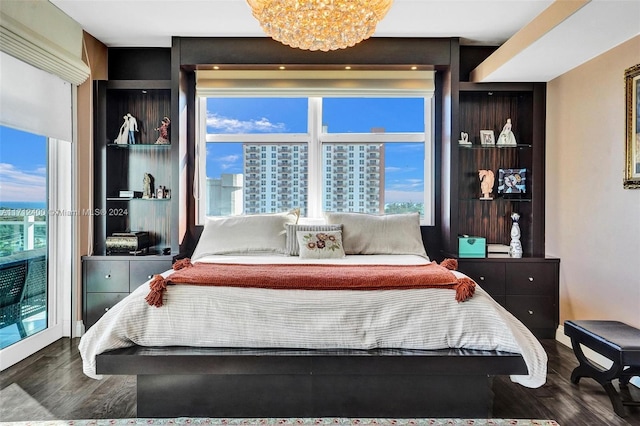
[50,0,640,82]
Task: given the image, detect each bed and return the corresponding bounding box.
[79,212,547,418]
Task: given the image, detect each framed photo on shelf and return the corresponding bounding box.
[498,168,527,195]
[625,64,640,189]
[480,130,495,145]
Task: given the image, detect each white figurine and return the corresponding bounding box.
[509,212,523,258]
[459,132,471,145]
[114,115,129,144]
[478,169,494,200]
[497,118,517,146]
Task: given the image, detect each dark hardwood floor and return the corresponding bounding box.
[0,338,639,424]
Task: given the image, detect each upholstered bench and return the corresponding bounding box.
[564,320,640,416]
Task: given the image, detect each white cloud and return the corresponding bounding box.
[207,153,241,172]
[207,113,286,133]
[385,166,404,173]
[386,166,419,173]
[0,163,46,202]
[387,178,423,191]
[217,154,240,163]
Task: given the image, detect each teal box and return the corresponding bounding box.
[458,236,486,258]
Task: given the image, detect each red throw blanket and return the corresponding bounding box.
[145,258,475,307]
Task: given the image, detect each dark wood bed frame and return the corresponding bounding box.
[97,345,527,418]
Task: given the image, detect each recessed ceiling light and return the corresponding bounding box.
[213,66,220,70]
[345,66,351,70]
[279,66,286,70]
[411,66,417,70]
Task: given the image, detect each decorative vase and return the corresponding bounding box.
[509,212,523,258]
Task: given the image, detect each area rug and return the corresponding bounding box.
[1,419,560,426]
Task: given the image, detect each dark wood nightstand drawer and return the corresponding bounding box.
[129,260,172,291]
[85,292,128,326]
[457,261,506,296]
[85,260,129,292]
[505,263,555,295]
[505,295,555,330]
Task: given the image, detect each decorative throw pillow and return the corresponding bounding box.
[191,212,296,260]
[285,223,343,256]
[296,230,346,259]
[325,212,428,259]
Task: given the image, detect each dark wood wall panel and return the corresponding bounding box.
[128,199,172,249]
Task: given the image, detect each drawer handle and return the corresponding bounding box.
[528,277,534,282]
[479,276,485,281]
[105,274,111,279]
[528,310,534,315]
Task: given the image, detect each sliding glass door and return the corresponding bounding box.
[0,126,48,348]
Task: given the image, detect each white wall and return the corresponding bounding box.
[546,35,640,328]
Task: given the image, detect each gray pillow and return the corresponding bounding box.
[325,212,428,259]
[191,213,296,260]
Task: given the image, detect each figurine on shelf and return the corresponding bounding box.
[497,118,517,146]
[126,113,138,144]
[509,212,523,258]
[114,115,129,144]
[143,173,154,199]
[478,169,494,200]
[154,116,171,145]
[458,131,471,145]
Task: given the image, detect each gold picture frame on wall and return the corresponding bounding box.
[624,64,640,189]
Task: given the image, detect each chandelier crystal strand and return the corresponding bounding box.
[247,0,393,51]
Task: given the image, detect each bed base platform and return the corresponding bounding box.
[96,346,527,418]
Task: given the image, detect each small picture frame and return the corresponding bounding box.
[498,168,527,195]
[480,130,495,145]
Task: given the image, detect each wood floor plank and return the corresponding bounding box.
[0,338,639,423]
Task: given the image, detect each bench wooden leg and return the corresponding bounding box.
[619,367,640,388]
[569,337,628,417]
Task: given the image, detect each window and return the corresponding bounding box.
[198,96,433,223]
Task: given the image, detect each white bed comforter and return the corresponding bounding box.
[78,254,547,388]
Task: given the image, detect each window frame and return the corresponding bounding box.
[197,96,434,225]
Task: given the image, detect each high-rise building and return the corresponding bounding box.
[241,143,384,215]
[242,144,308,214]
[206,173,243,216]
[322,144,384,214]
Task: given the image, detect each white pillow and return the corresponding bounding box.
[285,223,342,256]
[191,213,296,260]
[325,212,428,259]
[297,230,346,259]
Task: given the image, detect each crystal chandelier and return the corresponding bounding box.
[246,0,393,52]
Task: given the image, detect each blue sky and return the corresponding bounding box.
[205,98,426,204]
[0,126,47,203]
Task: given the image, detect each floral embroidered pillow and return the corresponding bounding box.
[296,230,346,259]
